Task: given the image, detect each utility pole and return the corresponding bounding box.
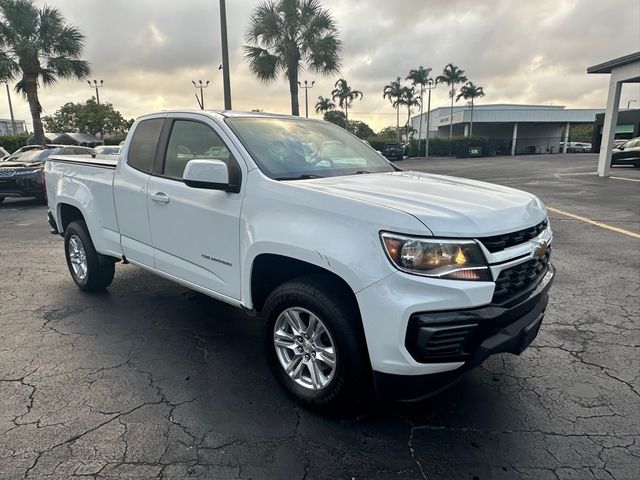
[297,80,314,118]
[87,80,104,105]
[3,81,16,135]
[425,78,435,159]
[192,80,210,110]
[219,0,232,110]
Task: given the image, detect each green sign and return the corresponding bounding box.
[599,124,634,134]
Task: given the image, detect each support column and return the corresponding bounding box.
[511,122,518,156]
[598,77,622,177]
[563,122,570,153]
[464,123,470,137]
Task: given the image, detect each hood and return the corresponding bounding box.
[0,161,44,169]
[293,171,546,237]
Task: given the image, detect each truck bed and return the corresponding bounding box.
[47,154,118,169]
[45,154,122,259]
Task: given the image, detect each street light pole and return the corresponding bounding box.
[87,80,104,105]
[192,80,210,110]
[219,0,232,110]
[3,81,16,136]
[297,80,315,118]
[425,78,435,159]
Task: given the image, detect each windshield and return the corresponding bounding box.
[14,148,63,163]
[226,117,394,180]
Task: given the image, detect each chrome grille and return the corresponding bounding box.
[480,219,548,253]
[0,169,16,177]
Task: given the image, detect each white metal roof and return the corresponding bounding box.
[411,104,604,126]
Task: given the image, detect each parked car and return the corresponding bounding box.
[94,145,121,156]
[0,145,94,204]
[45,110,554,411]
[611,137,640,167]
[561,141,592,153]
[381,143,404,161]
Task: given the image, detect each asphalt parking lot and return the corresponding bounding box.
[1,154,638,479]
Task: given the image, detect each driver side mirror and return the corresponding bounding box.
[183,159,238,192]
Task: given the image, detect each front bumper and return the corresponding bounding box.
[373,264,555,400]
[0,171,44,198]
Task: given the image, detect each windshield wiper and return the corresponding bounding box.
[275,174,324,181]
[353,170,371,175]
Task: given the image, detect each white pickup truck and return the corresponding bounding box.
[45,110,554,411]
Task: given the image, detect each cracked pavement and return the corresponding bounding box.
[1,154,638,479]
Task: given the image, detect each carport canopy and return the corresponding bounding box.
[588,51,640,177]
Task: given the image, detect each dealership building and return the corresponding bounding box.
[410,104,604,155]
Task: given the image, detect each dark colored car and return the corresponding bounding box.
[0,145,95,204]
[611,137,640,167]
[381,143,404,161]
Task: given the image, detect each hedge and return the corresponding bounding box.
[0,134,30,154]
[408,136,489,157]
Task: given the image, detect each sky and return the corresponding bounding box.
[2,0,640,132]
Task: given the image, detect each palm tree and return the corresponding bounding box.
[314,95,335,114]
[406,66,432,152]
[0,0,90,145]
[330,78,362,121]
[244,0,341,116]
[456,82,485,136]
[400,87,420,144]
[436,63,468,140]
[383,77,404,144]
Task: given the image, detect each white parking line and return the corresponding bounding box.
[610,176,640,183]
[547,207,640,240]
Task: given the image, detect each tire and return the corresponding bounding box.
[262,274,371,413]
[64,220,115,292]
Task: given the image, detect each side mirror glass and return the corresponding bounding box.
[183,159,235,191]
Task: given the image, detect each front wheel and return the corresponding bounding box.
[262,275,371,413]
[64,220,115,292]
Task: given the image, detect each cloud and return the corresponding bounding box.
[1,0,638,132]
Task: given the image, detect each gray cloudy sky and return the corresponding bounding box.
[3,0,640,131]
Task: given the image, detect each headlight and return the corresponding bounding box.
[380,232,491,281]
[14,169,41,175]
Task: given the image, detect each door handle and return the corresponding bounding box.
[150,192,170,204]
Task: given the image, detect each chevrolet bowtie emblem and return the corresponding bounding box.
[534,240,548,257]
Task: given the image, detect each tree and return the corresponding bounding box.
[383,77,404,144]
[315,95,335,114]
[323,110,347,129]
[244,0,341,116]
[377,126,397,138]
[406,66,432,151]
[330,78,362,121]
[43,98,133,137]
[348,120,373,139]
[400,87,420,143]
[436,63,467,140]
[0,0,90,145]
[456,82,485,136]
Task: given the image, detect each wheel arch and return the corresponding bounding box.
[249,253,360,315]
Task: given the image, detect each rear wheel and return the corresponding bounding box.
[64,220,115,292]
[262,275,371,413]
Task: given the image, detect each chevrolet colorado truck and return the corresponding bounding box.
[45,110,554,411]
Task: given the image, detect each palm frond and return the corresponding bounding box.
[244,45,280,82]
